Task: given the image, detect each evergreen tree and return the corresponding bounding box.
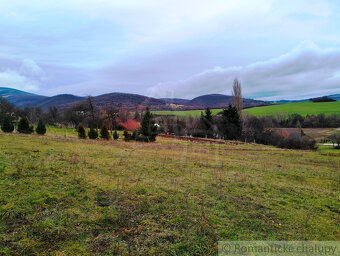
[123,130,131,141]
[36,119,46,135]
[131,130,137,140]
[139,107,157,142]
[203,108,214,138]
[218,104,242,140]
[77,123,86,139]
[100,124,110,140]
[113,130,119,140]
[17,117,34,134]
[205,107,213,123]
[1,116,14,133]
[88,126,98,139]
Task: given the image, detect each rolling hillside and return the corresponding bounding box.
[35,94,85,111]
[0,132,339,254]
[0,87,47,108]
[0,87,268,111]
[154,101,340,117]
[244,101,340,116]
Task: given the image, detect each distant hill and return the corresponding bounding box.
[188,94,268,108]
[273,94,339,104]
[0,87,271,111]
[35,94,85,111]
[328,94,340,101]
[88,92,167,110]
[0,87,47,108]
[310,96,336,103]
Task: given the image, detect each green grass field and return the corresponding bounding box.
[153,101,340,117]
[244,101,340,117]
[0,132,339,255]
[153,108,224,117]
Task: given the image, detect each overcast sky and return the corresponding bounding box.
[0,0,340,100]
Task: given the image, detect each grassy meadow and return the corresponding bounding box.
[153,101,340,117]
[244,101,340,117]
[0,131,339,255]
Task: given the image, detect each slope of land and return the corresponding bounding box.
[0,133,339,255]
[0,87,47,108]
[153,101,340,117]
[329,94,340,101]
[35,94,85,111]
[244,101,340,116]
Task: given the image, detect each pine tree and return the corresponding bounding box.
[205,107,213,123]
[88,126,98,139]
[17,117,34,134]
[77,123,86,139]
[100,124,110,140]
[202,108,214,138]
[1,116,14,133]
[140,107,157,142]
[219,104,242,140]
[113,130,119,140]
[36,119,46,135]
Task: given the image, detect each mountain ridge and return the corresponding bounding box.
[1,87,337,111]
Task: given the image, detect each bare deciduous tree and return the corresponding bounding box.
[232,78,243,114]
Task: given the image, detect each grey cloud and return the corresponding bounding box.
[147,41,340,100]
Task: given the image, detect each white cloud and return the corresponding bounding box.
[0,70,39,91]
[0,59,43,92]
[147,41,340,100]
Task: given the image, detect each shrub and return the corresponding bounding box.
[36,119,46,135]
[327,132,340,149]
[131,130,137,140]
[100,124,110,140]
[17,117,34,134]
[123,130,131,141]
[77,123,86,139]
[113,130,119,140]
[278,135,317,150]
[1,116,14,133]
[88,126,98,139]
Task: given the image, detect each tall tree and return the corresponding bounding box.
[140,107,157,141]
[47,106,59,125]
[200,108,214,138]
[105,103,119,133]
[87,96,97,128]
[232,78,243,114]
[0,98,15,121]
